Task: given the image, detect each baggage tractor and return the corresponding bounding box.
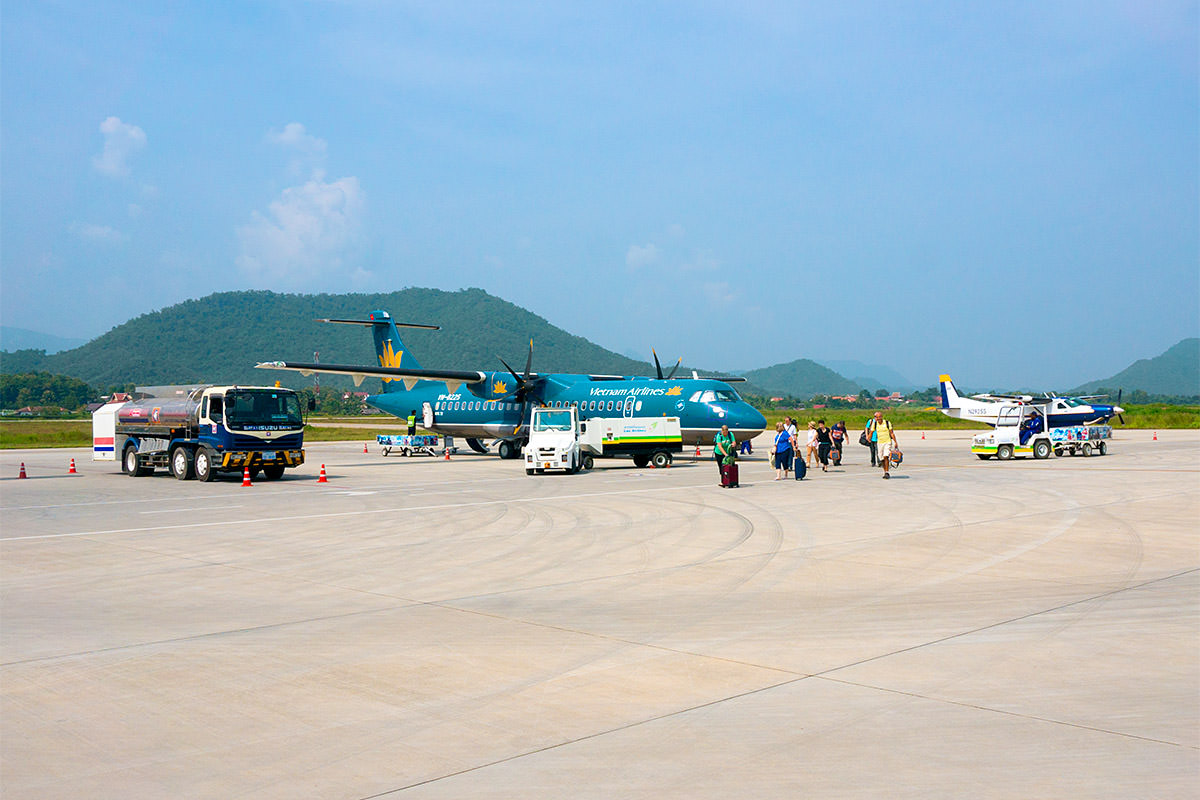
[720,462,739,488]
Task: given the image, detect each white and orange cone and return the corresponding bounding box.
[318,464,328,483]
[19,462,27,479]
[242,466,252,487]
[68,458,77,474]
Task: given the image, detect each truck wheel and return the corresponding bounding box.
[1081,443,1093,457]
[633,453,651,468]
[525,468,535,476]
[123,445,142,477]
[651,451,671,469]
[582,454,594,470]
[263,464,285,480]
[194,448,215,482]
[1054,448,1064,457]
[170,446,193,480]
[1033,441,1051,460]
[1098,441,1107,456]
[996,444,1014,461]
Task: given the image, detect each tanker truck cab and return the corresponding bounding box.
[102,385,306,482]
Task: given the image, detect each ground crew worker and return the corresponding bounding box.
[407,410,417,436]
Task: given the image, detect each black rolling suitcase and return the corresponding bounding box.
[794,457,806,480]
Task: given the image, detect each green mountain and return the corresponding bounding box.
[0,289,656,390]
[742,359,860,399]
[1071,338,1200,397]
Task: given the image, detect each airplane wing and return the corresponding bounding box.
[256,361,485,393]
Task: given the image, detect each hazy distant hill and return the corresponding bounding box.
[0,326,87,354]
[1071,338,1200,397]
[742,359,860,398]
[0,289,656,389]
[816,360,919,393]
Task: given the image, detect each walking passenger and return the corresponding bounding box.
[816,419,832,471]
[805,421,819,470]
[772,422,794,480]
[866,410,899,479]
[831,420,847,465]
[864,418,877,466]
[713,425,736,485]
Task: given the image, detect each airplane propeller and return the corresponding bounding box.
[652,349,682,380]
[1115,389,1125,425]
[497,339,544,434]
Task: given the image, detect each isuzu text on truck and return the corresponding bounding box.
[93,386,306,481]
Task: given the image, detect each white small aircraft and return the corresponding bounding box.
[938,374,1125,428]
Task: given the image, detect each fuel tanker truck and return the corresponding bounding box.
[93,385,306,481]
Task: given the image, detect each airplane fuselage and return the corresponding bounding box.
[368,371,766,445]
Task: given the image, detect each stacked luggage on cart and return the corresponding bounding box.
[376,434,443,457]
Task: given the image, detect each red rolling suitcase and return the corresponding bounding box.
[721,462,739,488]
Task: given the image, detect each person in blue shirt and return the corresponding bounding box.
[772,422,794,480]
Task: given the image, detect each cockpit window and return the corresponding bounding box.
[688,391,703,402]
[698,389,741,403]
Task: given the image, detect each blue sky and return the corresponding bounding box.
[2,1,1196,389]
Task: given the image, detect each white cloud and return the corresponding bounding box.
[267,122,328,176]
[72,222,127,244]
[92,117,146,177]
[236,175,365,285]
[703,280,737,308]
[625,243,659,270]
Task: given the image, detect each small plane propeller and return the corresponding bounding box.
[652,349,682,380]
[1115,389,1125,425]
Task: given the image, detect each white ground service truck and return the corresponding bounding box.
[972,403,1112,461]
[523,406,683,474]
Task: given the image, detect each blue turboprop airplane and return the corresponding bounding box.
[257,310,767,460]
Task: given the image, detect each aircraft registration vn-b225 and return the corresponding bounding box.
[256,311,767,460]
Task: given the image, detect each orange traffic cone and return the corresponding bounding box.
[1153,431,1158,441]
[444,447,450,460]
[694,445,701,457]
[921,431,926,440]
[363,442,368,454]
[317,464,328,483]
[69,458,77,473]
[242,466,252,487]
[18,462,27,479]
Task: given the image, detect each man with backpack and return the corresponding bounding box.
[866,410,899,479]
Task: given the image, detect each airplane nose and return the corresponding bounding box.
[736,405,767,434]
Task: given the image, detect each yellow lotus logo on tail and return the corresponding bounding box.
[493,380,508,395]
[665,385,682,396]
[378,340,403,383]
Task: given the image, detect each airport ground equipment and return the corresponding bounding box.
[376,434,453,457]
[523,406,683,474]
[971,403,1111,461]
[93,386,306,481]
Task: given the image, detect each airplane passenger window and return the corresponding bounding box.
[635,401,642,412]
[606,401,613,411]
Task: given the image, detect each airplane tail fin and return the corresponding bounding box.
[939,374,962,409]
[322,311,437,394]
